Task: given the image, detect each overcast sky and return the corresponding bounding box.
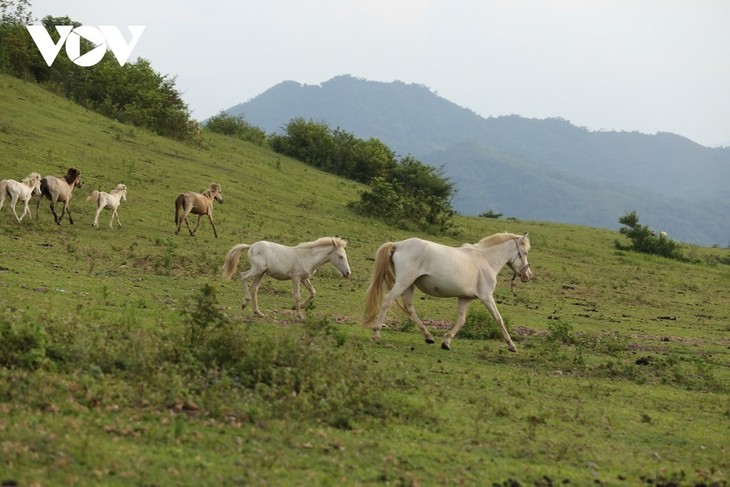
[29,1,730,147]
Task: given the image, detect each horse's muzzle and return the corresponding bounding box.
[520,265,533,282]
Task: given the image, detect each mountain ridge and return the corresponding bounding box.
[226,75,730,246]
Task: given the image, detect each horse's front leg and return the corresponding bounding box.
[65,201,74,225]
[300,278,316,312]
[481,294,517,352]
[113,209,122,228]
[207,214,218,238]
[291,278,304,320]
[18,198,31,222]
[49,198,61,225]
[18,199,30,222]
[441,298,470,351]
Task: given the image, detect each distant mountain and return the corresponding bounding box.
[226,75,730,246]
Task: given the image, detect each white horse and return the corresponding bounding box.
[0,172,42,222]
[364,232,533,351]
[222,237,351,319]
[88,183,127,229]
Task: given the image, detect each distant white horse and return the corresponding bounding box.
[0,172,42,222]
[364,233,533,351]
[88,183,127,229]
[222,237,351,319]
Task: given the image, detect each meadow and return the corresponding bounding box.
[1,73,729,486]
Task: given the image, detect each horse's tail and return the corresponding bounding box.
[0,180,7,210]
[363,242,398,326]
[87,190,100,202]
[174,193,184,224]
[221,243,251,279]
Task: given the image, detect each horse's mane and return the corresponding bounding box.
[111,184,126,194]
[297,236,347,249]
[63,167,80,184]
[22,172,41,185]
[477,232,530,251]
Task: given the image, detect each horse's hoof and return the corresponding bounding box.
[508,345,518,353]
[441,342,451,351]
[425,338,435,344]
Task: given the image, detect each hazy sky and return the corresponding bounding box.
[29,1,730,147]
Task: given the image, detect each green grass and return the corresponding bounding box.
[1,73,729,486]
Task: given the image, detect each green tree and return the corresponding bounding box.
[616,211,685,260]
[204,112,266,145]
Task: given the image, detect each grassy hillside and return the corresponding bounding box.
[1,74,729,486]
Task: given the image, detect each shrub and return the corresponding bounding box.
[615,211,685,260]
[0,311,49,370]
[204,112,267,145]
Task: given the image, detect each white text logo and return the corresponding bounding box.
[26,25,145,67]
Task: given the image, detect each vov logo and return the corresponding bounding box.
[26,25,145,67]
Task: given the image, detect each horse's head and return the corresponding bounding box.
[28,172,42,195]
[508,234,533,282]
[329,238,351,278]
[65,167,82,188]
[116,184,128,201]
[210,183,223,203]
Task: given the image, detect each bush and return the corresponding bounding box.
[204,112,267,145]
[0,311,49,370]
[615,211,686,260]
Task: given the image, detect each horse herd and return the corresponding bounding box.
[1,167,534,351]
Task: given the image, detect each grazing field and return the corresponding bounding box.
[1,74,729,486]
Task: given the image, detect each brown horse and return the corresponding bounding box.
[174,182,223,237]
[36,167,83,225]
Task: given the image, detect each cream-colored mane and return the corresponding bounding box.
[477,232,530,252]
[296,236,348,249]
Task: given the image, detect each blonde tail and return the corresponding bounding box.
[0,180,7,210]
[87,190,100,202]
[221,244,250,279]
[363,242,397,326]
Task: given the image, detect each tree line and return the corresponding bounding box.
[204,113,456,233]
[1,1,456,232]
[0,9,196,140]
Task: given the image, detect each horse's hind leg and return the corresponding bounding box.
[249,273,266,317]
[10,194,21,222]
[403,286,435,344]
[441,298,470,351]
[372,280,412,341]
[239,268,264,316]
[93,206,102,228]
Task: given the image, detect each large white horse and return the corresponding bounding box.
[222,237,351,319]
[364,233,533,351]
[0,172,42,222]
[88,183,127,229]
